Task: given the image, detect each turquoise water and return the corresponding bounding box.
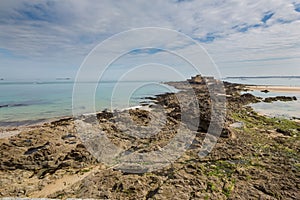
[248,90,300,119]
[1,77,299,127]
[224,77,300,119]
[0,80,177,126]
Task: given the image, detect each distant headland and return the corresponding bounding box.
[225,76,300,79]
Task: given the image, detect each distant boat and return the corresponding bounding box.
[0,78,4,81]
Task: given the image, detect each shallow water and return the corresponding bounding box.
[0,80,177,126]
[226,77,300,119]
[224,77,300,87]
[247,90,300,119]
[1,77,299,126]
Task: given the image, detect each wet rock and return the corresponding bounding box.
[261,89,270,93]
[264,96,297,103]
[50,117,72,126]
[24,142,50,155]
[220,128,234,138]
[96,110,114,120]
[276,128,292,136]
[240,93,260,104]
[128,109,151,125]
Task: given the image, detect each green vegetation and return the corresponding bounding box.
[232,108,300,138]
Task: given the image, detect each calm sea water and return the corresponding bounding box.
[224,77,300,87]
[1,77,299,127]
[0,80,177,126]
[225,77,300,119]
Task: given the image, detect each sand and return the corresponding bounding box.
[246,85,300,93]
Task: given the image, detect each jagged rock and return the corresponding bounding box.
[264,96,297,103]
[0,75,299,199]
[276,128,292,136]
[240,93,260,104]
[261,89,270,93]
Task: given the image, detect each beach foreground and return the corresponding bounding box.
[0,76,299,199]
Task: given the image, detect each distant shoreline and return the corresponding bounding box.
[246,85,300,93]
[225,76,300,79]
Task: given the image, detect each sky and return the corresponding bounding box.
[0,0,300,80]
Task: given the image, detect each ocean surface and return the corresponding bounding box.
[224,77,300,119]
[0,80,177,126]
[224,77,300,87]
[0,77,299,127]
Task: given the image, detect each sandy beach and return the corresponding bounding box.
[246,85,300,93]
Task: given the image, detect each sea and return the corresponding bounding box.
[0,80,178,127]
[224,77,300,119]
[0,77,299,127]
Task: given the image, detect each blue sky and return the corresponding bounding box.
[0,0,300,80]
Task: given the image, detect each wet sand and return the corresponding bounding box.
[246,85,300,93]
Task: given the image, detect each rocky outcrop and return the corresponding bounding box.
[261,89,270,93]
[263,96,297,103]
[0,123,97,174]
[0,75,299,199]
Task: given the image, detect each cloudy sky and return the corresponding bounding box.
[0,0,300,80]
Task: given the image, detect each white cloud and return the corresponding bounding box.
[0,0,299,78]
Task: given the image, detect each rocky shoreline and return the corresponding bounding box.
[0,75,299,199]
